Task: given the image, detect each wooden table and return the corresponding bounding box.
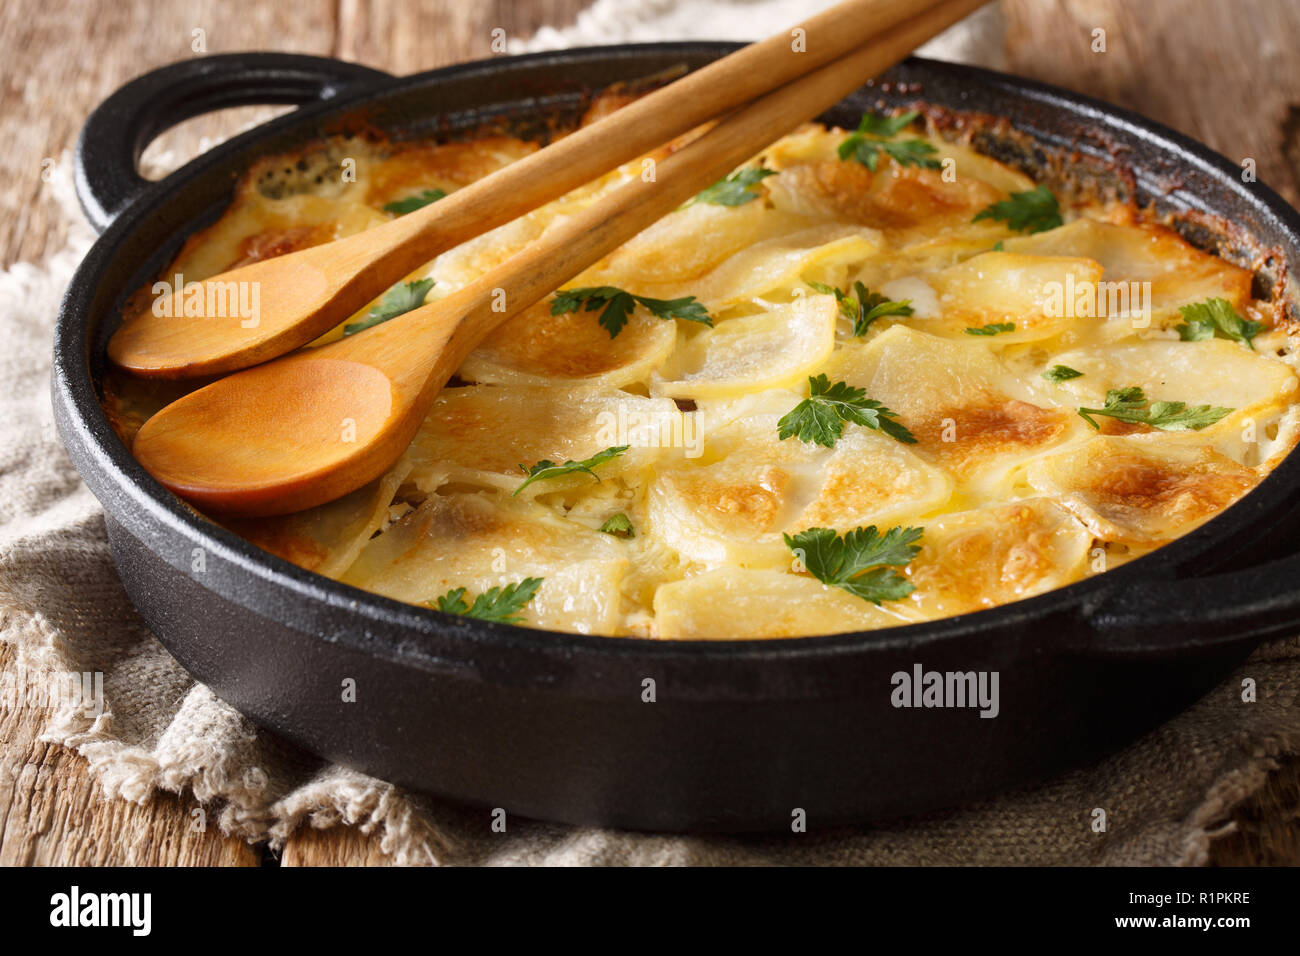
[2,0,1298,865]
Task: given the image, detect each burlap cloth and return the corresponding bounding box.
[2,0,1298,865]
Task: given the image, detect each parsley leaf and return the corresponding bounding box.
[693,167,776,206]
[784,525,922,604]
[343,278,435,336]
[432,577,543,624]
[1077,386,1232,432]
[1176,298,1262,349]
[972,186,1063,234]
[778,374,916,447]
[514,445,630,495]
[837,109,941,172]
[852,111,926,138]
[597,513,635,538]
[382,189,447,215]
[1042,364,1083,383]
[551,285,713,338]
[807,280,912,336]
[964,322,1016,336]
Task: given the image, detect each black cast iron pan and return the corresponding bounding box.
[52,46,1300,832]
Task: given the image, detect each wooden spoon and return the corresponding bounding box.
[107,0,957,378]
[133,0,986,517]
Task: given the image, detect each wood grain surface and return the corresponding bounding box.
[1,0,1298,866]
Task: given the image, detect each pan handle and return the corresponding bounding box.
[75,53,392,232]
[1083,548,1300,658]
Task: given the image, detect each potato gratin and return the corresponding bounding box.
[104,99,1300,638]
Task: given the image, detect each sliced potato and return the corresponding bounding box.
[1026,435,1258,545]
[1002,219,1254,330]
[651,295,837,399]
[407,385,682,496]
[765,157,1007,246]
[342,492,628,634]
[1043,338,1298,417]
[630,223,882,310]
[654,568,909,639]
[646,413,950,570]
[571,198,769,286]
[460,297,677,389]
[224,459,411,578]
[916,251,1105,341]
[827,325,1078,491]
[901,498,1092,619]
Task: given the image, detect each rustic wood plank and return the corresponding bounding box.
[333,0,588,73]
[1208,759,1300,866]
[997,0,1300,205]
[0,0,338,268]
[0,642,259,866]
[279,823,398,867]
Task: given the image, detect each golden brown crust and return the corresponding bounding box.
[912,397,1071,478]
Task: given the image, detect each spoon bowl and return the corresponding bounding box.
[133,356,401,513]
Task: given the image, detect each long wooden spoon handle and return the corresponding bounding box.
[108,0,962,377]
[131,0,988,518]
[365,0,955,272]
[358,0,988,405]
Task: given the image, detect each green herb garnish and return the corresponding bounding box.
[807,279,912,336]
[432,577,543,624]
[514,445,630,495]
[1042,364,1084,383]
[972,186,1062,234]
[551,286,712,338]
[382,189,447,215]
[343,278,435,335]
[598,513,635,538]
[784,525,922,605]
[1176,297,1262,350]
[964,322,1016,336]
[777,374,915,448]
[837,110,941,172]
[693,167,776,206]
[1077,386,1232,432]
